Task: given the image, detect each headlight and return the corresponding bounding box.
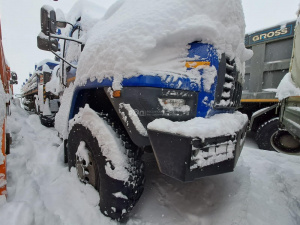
[158,98,190,113]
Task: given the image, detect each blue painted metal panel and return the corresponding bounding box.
[45,62,59,70]
[36,61,59,72]
[69,42,223,119]
[187,42,220,117]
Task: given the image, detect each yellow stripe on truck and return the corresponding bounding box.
[185,61,210,68]
[241,99,279,103]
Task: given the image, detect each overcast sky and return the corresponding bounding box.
[0,0,299,94]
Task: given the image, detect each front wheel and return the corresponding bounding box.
[68,107,144,221]
[255,118,279,151]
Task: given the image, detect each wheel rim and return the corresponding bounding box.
[271,130,300,155]
[76,144,97,188]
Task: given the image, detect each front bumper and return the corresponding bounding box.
[147,118,248,182]
[40,115,55,127]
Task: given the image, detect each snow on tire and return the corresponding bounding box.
[255,117,279,151]
[68,105,144,221]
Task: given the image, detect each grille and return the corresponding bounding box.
[214,54,242,109]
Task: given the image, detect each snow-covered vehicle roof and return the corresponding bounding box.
[59,0,108,67]
[21,59,59,94]
[75,0,252,90]
[65,0,107,33]
[35,59,59,72]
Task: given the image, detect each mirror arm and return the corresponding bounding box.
[49,34,83,44]
[56,21,74,29]
[66,22,74,29]
[61,39,67,87]
[50,50,77,69]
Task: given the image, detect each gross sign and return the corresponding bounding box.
[245,21,295,47]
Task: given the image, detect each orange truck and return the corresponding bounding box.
[0,20,17,197]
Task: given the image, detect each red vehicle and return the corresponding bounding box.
[0,20,17,197]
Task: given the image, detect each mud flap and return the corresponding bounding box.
[6,133,11,155]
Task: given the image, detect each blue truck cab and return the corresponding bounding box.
[33,60,59,126]
[36,4,248,221]
[69,42,247,182]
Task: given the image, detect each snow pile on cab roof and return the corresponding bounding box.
[65,0,107,34]
[62,0,108,66]
[148,111,248,140]
[76,0,251,90]
[276,72,300,100]
[35,59,58,70]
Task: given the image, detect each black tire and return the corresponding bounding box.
[255,117,279,151]
[271,130,300,154]
[40,115,54,127]
[68,113,144,221]
[63,139,68,164]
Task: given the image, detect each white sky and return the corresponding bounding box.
[0,0,299,94]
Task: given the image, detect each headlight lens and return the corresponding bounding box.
[158,98,190,113]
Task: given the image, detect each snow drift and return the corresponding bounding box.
[0,103,300,225]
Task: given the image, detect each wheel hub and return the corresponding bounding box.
[271,130,300,154]
[76,148,97,188]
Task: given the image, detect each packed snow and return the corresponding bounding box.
[191,140,237,170]
[119,103,148,137]
[0,103,300,225]
[45,66,63,96]
[42,98,52,116]
[76,141,90,166]
[148,111,248,140]
[61,0,108,69]
[69,104,130,181]
[75,0,252,90]
[54,83,75,139]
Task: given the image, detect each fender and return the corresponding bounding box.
[249,104,278,131]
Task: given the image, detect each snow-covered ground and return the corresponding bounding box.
[0,102,300,225]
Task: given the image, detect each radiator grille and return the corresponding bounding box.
[214,54,242,109]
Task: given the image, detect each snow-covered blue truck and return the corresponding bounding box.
[21,60,59,126]
[37,1,250,221]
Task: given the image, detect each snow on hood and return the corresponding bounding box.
[76,0,252,90]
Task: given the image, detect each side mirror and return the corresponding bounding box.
[37,32,59,52]
[41,5,57,35]
[11,71,18,81]
[56,8,67,28]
